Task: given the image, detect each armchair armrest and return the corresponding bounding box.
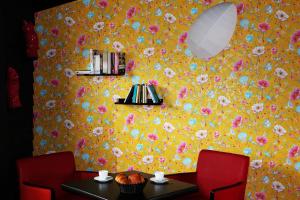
[210,181,246,200]
[21,182,54,200]
[165,172,197,185]
[74,170,98,180]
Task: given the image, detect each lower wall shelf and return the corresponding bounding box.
[115,98,163,105]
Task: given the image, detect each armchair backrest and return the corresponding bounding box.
[17,151,76,184]
[196,149,249,199]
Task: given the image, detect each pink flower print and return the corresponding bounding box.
[214,131,220,138]
[126,7,136,19]
[149,25,159,34]
[256,136,267,146]
[109,128,114,135]
[201,107,211,115]
[258,22,270,32]
[233,59,243,72]
[51,130,59,138]
[271,47,277,54]
[178,87,188,99]
[214,76,221,82]
[232,116,242,128]
[98,0,108,8]
[98,105,107,114]
[177,142,187,154]
[236,3,244,15]
[271,104,277,112]
[288,146,299,158]
[77,86,86,98]
[290,30,300,44]
[290,88,300,100]
[126,60,135,72]
[178,32,188,44]
[97,157,107,166]
[77,138,86,149]
[258,80,269,88]
[159,157,165,163]
[203,0,213,5]
[161,48,167,55]
[51,28,59,37]
[126,113,134,125]
[51,79,59,86]
[128,166,134,171]
[148,133,158,141]
[148,79,158,86]
[109,23,115,29]
[255,192,266,200]
[77,35,87,46]
[269,161,276,168]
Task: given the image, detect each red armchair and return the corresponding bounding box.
[166,149,250,200]
[17,151,97,200]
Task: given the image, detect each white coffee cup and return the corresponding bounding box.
[98,170,108,180]
[154,171,164,181]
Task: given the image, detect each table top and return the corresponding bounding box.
[61,170,198,200]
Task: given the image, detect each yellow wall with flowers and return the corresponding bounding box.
[33,0,300,199]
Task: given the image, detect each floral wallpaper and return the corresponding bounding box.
[33,0,300,199]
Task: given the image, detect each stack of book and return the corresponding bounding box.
[124,84,160,104]
[76,49,125,75]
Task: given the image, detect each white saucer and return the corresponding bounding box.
[94,176,113,183]
[150,177,169,184]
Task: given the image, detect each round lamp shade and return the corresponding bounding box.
[187,2,237,60]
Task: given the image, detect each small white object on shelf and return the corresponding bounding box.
[94,175,113,183]
[75,70,94,75]
[150,177,169,184]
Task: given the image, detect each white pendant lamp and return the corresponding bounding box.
[187,2,237,60]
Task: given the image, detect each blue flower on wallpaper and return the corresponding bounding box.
[155,9,162,16]
[136,144,143,151]
[265,63,272,71]
[185,49,192,57]
[56,13,63,20]
[239,76,248,85]
[295,162,300,172]
[104,119,110,125]
[56,64,62,71]
[137,36,144,43]
[210,66,216,72]
[103,89,110,97]
[132,76,140,84]
[56,115,62,122]
[240,19,249,29]
[189,118,196,126]
[153,117,161,124]
[245,91,252,98]
[184,103,192,112]
[264,151,271,157]
[82,102,90,110]
[35,25,44,33]
[40,39,48,46]
[264,119,271,127]
[82,153,89,160]
[40,140,47,147]
[266,38,273,43]
[87,11,94,18]
[191,8,198,15]
[87,168,94,172]
[154,63,161,70]
[182,158,192,166]
[40,90,47,96]
[263,176,269,184]
[265,5,273,14]
[131,129,139,138]
[103,37,110,44]
[82,49,89,58]
[103,142,109,150]
[156,39,162,44]
[190,63,197,71]
[297,48,300,56]
[243,148,252,155]
[35,126,43,135]
[82,0,90,6]
[238,132,247,141]
[207,90,215,98]
[87,116,93,123]
[35,75,44,85]
[105,14,111,19]
[296,106,300,113]
[132,22,140,30]
[246,34,253,42]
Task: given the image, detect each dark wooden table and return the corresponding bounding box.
[61,170,198,200]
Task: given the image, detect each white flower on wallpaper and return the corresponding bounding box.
[252,46,265,56]
[272,181,285,192]
[93,76,103,84]
[143,105,154,111]
[163,122,175,132]
[112,95,121,103]
[275,10,289,21]
[142,155,153,164]
[274,68,288,79]
[164,68,176,78]
[64,68,75,78]
[93,22,105,31]
[112,147,123,157]
[45,100,56,109]
[64,16,75,26]
[196,74,208,84]
[93,127,103,136]
[218,96,231,106]
[250,159,263,169]
[46,49,56,58]
[64,119,74,129]
[113,41,124,52]
[273,125,286,136]
[252,103,264,113]
[196,130,208,140]
[164,13,176,23]
[144,47,155,57]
